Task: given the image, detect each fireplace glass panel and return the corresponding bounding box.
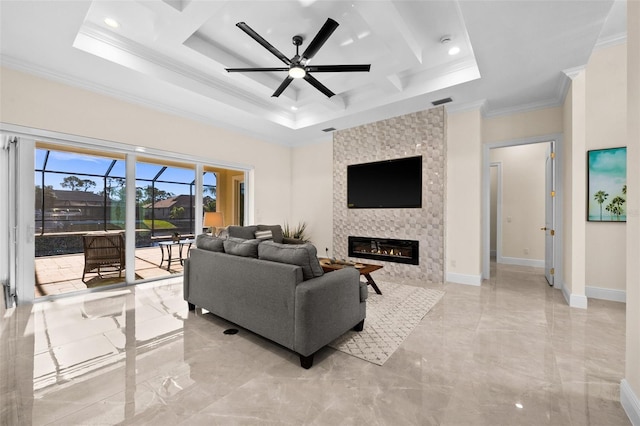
[348,236,419,265]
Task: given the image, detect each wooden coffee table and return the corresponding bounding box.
[318,258,383,295]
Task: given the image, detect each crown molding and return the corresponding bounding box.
[74,24,296,126]
[0,56,293,147]
[595,32,627,50]
[445,99,486,115]
[555,72,572,108]
[562,65,587,80]
[482,97,562,119]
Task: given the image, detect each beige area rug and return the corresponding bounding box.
[329,282,444,366]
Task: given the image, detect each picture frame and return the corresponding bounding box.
[587,147,627,222]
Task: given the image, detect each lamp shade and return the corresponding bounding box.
[203,211,224,228]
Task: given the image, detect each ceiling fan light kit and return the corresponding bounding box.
[226,18,371,98]
[288,66,306,79]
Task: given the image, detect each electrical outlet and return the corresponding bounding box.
[450,259,457,267]
[524,248,530,255]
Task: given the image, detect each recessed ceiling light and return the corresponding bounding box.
[291,106,298,111]
[448,46,461,56]
[104,17,120,29]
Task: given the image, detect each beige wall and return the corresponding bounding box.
[290,140,333,255]
[624,0,640,413]
[585,43,627,293]
[563,84,574,295]
[446,109,482,283]
[568,70,588,307]
[0,67,292,226]
[490,165,497,254]
[482,106,563,143]
[490,143,547,264]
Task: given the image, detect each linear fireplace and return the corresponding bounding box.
[348,236,419,265]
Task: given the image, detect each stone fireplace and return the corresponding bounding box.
[332,107,446,284]
[348,236,419,265]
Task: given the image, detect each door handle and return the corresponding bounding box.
[540,227,547,231]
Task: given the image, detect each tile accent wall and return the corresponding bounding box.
[333,107,446,284]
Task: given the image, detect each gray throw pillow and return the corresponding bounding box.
[227,225,258,240]
[223,237,260,258]
[258,241,324,280]
[257,224,284,244]
[196,234,225,252]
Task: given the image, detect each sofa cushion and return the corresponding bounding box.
[257,224,284,244]
[258,241,324,280]
[223,237,261,258]
[228,225,258,240]
[196,234,225,252]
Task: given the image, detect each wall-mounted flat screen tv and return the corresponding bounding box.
[347,156,422,208]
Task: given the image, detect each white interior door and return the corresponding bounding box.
[544,142,555,286]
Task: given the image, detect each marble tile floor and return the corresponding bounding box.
[0,263,629,425]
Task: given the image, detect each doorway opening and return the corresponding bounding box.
[483,136,562,288]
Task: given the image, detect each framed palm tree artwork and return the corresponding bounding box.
[587,147,627,222]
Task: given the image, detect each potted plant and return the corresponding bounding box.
[283,222,310,243]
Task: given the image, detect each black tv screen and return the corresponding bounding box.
[347,156,422,208]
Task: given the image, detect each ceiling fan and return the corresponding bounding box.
[225,18,371,98]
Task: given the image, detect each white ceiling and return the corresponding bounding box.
[0,0,627,146]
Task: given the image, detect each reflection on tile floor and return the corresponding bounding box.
[0,263,630,425]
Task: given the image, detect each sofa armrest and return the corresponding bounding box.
[294,267,364,356]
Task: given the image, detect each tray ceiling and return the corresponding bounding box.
[0,0,625,145]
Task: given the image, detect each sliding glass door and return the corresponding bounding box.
[133,160,196,280]
[1,128,250,304]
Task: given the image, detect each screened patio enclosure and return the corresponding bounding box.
[33,144,245,298]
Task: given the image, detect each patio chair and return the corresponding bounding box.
[82,232,125,282]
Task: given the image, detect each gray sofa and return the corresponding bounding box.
[183,231,367,368]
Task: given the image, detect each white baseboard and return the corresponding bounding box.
[621,379,640,426]
[446,272,482,286]
[561,283,588,309]
[586,286,626,303]
[570,293,588,309]
[498,256,545,268]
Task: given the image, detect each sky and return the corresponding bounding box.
[36,149,215,197]
[587,147,626,220]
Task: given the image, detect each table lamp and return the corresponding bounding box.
[203,211,224,236]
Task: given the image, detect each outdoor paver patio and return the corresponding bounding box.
[34,246,185,298]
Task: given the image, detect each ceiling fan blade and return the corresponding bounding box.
[272,76,294,97]
[306,64,371,73]
[236,22,291,65]
[226,67,289,72]
[303,74,335,98]
[301,18,339,61]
